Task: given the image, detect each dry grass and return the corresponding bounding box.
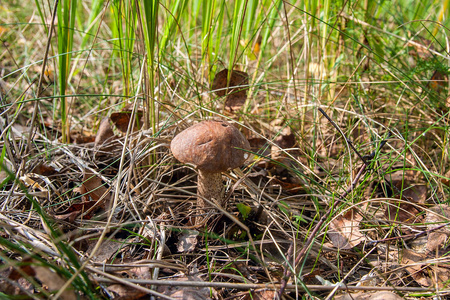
[1,0,450,299]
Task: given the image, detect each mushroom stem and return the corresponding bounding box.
[197,170,224,216]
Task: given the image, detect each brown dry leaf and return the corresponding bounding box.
[71,131,96,144]
[401,184,427,204]
[407,38,434,59]
[441,169,450,186]
[401,248,432,287]
[107,284,148,300]
[369,292,403,300]
[31,163,58,176]
[53,210,81,223]
[271,126,296,159]
[33,266,77,300]
[335,291,402,300]
[271,176,303,193]
[80,171,109,202]
[244,289,277,300]
[94,117,119,153]
[1,263,35,296]
[157,273,214,300]
[54,200,99,222]
[110,105,144,133]
[211,68,249,112]
[86,238,126,263]
[5,258,76,300]
[426,205,450,252]
[328,210,365,249]
[385,201,422,231]
[429,70,447,93]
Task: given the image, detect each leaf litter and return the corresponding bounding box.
[1,14,450,300]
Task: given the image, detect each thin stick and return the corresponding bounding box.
[91,274,436,293]
[318,107,367,164]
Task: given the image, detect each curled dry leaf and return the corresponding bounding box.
[271,126,296,159]
[53,200,98,222]
[95,117,117,150]
[211,68,249,112]
[110,104,144,133]
[31,163,58,176]
[328,210,365,249]
[402,248,450,288]
[55,171,110,222]
[80,171,109,202]
[426,205,450,252]
[34,266,77,300]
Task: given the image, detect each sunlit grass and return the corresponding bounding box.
[0,0,449,297]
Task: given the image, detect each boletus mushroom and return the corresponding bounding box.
[171,120,250,222]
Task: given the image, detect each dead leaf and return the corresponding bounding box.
[31,163,57,176]
[34,266,77,300]
[429,70,447,94]
[157,273,215,300]
[80,171,109,202]
[244,289,277,300]
[385,202,423,227]
[56,200,100,221]
[177,230,199,253]
[5,259,76,300]
[110,105,144,133]
[328,210,365,249]
[86,238,125,263]
[407,38,434,59]
[71,131,96,144]
[271,126,296,159]
[211,69,249,112]
[370,292,403,300]
[107,284,148,300]
[426,205,450,252]
[401,184,427,204]
[401,248,432,287]
[95,117,118,151]
[335,291,402,300]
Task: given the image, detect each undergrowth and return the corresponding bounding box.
[0,0,449,299]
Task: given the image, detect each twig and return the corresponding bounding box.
[91,274,436,293]
[318,107,367,164]
[368,221,450,245]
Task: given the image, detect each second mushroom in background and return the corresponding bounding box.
[170,120,251,223]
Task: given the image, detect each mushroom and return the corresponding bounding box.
[170,120,250,221]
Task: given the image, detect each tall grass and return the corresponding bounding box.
[138,0,159,131]
[56,0,77,143]
[1,0,450,297]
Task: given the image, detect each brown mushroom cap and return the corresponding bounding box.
[171,120,250,173]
